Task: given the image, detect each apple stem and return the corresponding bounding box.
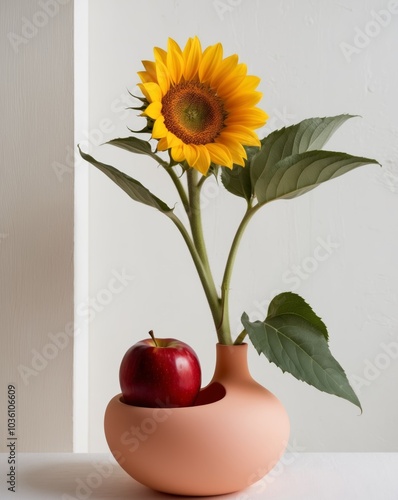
[149,330,158,346]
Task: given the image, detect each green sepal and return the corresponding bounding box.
[106,137,165,164]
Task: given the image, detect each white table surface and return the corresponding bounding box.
[0,453,397,499]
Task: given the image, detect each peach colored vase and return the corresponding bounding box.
[104,343,290,496]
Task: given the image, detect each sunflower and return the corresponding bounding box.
[137,37,268,175]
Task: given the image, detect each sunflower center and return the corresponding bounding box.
[161,82,226,145]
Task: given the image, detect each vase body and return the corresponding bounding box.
[104,343,290,496]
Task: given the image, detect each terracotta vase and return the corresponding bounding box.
[104,343,290,496]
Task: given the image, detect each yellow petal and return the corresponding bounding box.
[206,142,233,168]
[141,82,163,102]
[144,101,162,120]
[217,70,247,97]
[183,144,199,168]
[153,48,171,94]
[155,59,171,95]
[142,60,157,82]
[222,125,261,146]
[171,145,185,162]
[166,131,182,148]
[226,90,263,108]
[167,38,184,84]
[137,71,151,84]
[199,43,223,83]
[216,134,247,161]
[183,36,202,80]
[194,145,211,174]
[225,108,268,128]
[210,54,239,88]
[157,137,169,151]
[218,143,244,166]
[137,83,150,101]
[152,116,167,138]
[225,147,245,166]
[235,75,262,93]
[153,47,167,65]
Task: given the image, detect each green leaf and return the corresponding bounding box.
[221,146,259,201]
[251,114,355,187]
[242,292,362,411]
[268,292,328,341]
[107,137,167,166]
[221,164,252,201]
[255,150,379,205]
[78,147,173,213]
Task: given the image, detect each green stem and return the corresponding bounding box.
[186,169,209,266]
[197,173,207,190]
[160,162,190,215]
[186,169,231,343]
[152,153,169,168]
[168,212,222,332]
[234,329,248,345]
[220,202,261,344]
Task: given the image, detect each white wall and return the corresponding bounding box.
[85,0,398,452]
[0,0,74,451]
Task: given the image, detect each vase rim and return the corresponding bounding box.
[216,342,247,346]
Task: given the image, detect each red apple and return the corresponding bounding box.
[119,331,201,408]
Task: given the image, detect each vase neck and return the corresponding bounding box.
[212,343,252,382]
